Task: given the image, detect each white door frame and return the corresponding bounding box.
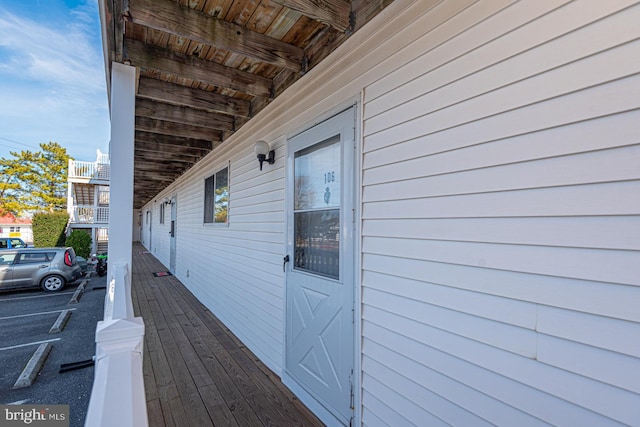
[147,209,152,251]
[169,196,177,273]
[283,103,361,426]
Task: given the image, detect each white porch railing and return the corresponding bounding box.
[85,262,148,427]
[69,206,109,223]
[69,160,111,181]
[97,151,110,164]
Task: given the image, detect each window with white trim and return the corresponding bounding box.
[204,165,229,224]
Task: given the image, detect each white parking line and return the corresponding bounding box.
[0,308,77,321]
[4,400,30,405]
[0,291,75,302]
[0,338,60,352]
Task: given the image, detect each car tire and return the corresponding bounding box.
[41,275,66,292]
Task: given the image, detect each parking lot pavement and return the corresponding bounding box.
[0,274,106,427]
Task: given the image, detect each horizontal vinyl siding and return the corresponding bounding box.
[362,1,640,426]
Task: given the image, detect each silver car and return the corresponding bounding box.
[0,247,82,292]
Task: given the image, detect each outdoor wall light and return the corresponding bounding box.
[254,140,275,171]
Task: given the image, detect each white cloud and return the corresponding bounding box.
[0,5,104,92]
[0,1,109,161]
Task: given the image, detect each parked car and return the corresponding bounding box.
[0,237,28,250]
[0,247,82,292]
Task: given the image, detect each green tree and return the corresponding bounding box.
[0,155,29,215]
[65,229,92,258]
[32,211,69,247]
[0,142,71,215]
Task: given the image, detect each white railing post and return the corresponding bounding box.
[85,263,146,427]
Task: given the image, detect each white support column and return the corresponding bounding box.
[107,62,136,271]
[85,62,148,427]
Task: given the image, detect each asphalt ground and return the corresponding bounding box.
[0,273,106,427]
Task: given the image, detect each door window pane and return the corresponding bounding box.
[294,209,339,279]
[295,135,340,210]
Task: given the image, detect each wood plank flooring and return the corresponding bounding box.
[130,244,323,426]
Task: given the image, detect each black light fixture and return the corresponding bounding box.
[254,140,275,171]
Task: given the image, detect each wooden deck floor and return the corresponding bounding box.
[129,243,323,426]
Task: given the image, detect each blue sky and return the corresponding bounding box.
[0,0,110,162]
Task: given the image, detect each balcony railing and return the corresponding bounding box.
[69,207,109,224]
[96,151,109,164]
[69,160,111,181]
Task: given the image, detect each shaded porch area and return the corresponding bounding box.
[129,243,322,426]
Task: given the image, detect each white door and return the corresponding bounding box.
[147,209,152,250]
[285,107,355,425]
[170,198,177,273]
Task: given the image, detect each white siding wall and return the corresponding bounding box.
[138,0,640,424]
[361,0,640,425]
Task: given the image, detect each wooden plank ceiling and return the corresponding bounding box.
[101,0,393,208]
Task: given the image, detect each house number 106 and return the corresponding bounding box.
[324,171,335,183]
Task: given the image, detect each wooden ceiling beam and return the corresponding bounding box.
[134,193,160,200]
[351,0,392,32]
[99,0,125,74]
[125,38,273,98]
[136,98,234,132]
[135,177,175,185]
[135,116,222,142]
[271,0,351,32]
[135,143,208,159]
[127,0,303,71]
[134,159,187,169]
[135,144,204,159]
[134,164,186,173]
[137,76,251,118]
[134,184,174,193]
[134,164,186,174]
[133,178,173,185]
[135,131,213,153]
[135,150,200,164]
